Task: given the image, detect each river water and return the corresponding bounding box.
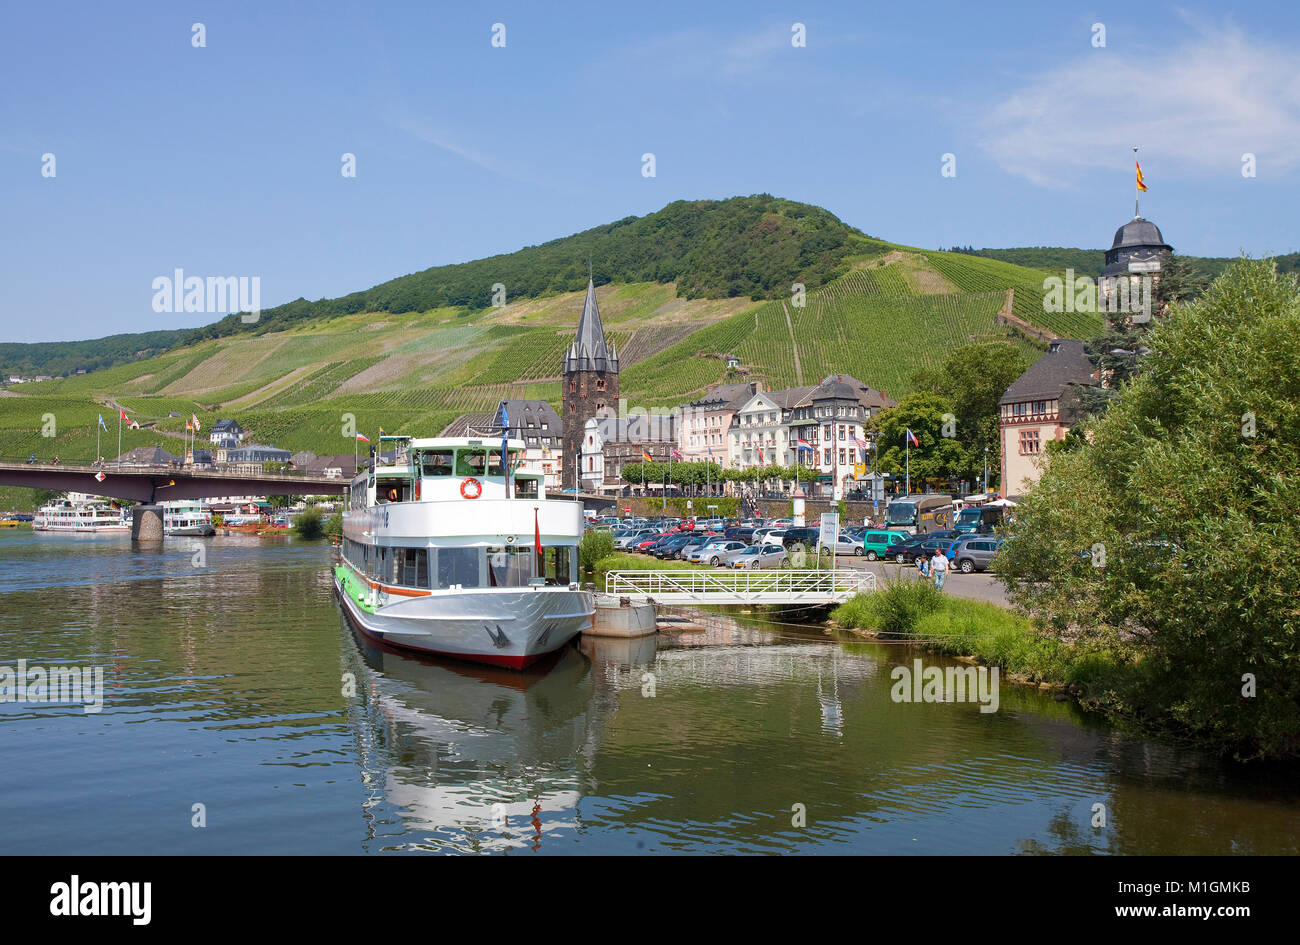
[0,531,1295,855]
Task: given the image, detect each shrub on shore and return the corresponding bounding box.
[580,530,615,572]
[292,507,324,540]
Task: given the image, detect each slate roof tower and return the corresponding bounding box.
[562,279,619,490]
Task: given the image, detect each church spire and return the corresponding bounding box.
[564,278,618,375]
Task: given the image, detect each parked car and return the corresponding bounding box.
[649,535,693,558]
[676,533,722,560]
[633,533,668,552]
[614,528,657,550]
[944,536,1005,572]
[724,526,755,543]
[823,533,865,556]
[781,526,821,551]
[860,529,909,561]
[726,544,789,569]
[891,531,960,564]
[687,540,748,566]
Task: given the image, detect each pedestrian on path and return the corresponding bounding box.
[930,549,949,590]
[916,555,929,578]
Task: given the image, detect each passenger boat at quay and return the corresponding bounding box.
[334,435,595,669]
[33,493,130,533]
[162,501,215,537]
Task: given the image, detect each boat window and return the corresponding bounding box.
[435,547,481,588]
[455,450,504,477]
[514,477,539,498]
[543,546,576,585]
[420,451,454,477]
[487,547,534,587]
[376,478,410,503]
[397,548,428,588]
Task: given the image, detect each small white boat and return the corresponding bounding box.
[162,501,215,537]
[335,435,594,669]
[33,493,130,533]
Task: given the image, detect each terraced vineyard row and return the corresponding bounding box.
[921,251,1102,340]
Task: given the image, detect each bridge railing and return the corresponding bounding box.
[0,457,341,479]
[605,568,875,600]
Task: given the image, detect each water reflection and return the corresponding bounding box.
[341,617,602,853]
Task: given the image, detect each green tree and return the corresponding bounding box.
[910,343,1027,481]
[1080,253,1209,419]
[292,507,325,540]
[867,392,968,486]
[997,258,1300,759]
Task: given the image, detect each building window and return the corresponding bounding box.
[1019,430,1041,454]
[823,449,831,465]
[595,377,606,391]
[839,449,847,465]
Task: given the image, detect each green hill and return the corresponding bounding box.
[1,196,1111,509]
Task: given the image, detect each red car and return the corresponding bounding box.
[634,534,668,552]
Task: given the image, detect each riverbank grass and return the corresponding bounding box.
[832,579,1124,688]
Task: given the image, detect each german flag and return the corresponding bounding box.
[1136,161,1148,192]
[642,449,653,463]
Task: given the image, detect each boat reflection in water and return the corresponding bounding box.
[340,615,618,853]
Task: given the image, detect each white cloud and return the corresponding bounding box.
[394,117,504,174]
[981,28,1300,186]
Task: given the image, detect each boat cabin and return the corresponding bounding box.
[357,436,542,508]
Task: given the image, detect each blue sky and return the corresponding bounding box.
[3,1,1298,342]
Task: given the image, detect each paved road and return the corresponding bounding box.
[835,556,1011,607]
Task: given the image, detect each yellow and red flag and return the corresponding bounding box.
[1135,161,1148,192]
[642,449,653,463]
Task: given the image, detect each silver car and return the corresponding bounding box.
[726,544,790,569]
[688,540,748,566]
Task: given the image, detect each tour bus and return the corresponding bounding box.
[885,494,955,535]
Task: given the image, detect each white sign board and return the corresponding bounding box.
[1128,260,1160,273]
[819,512,840,551]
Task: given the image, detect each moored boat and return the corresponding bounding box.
[33,493,130,533]
[334,435,594,669]
[162,500,215,537]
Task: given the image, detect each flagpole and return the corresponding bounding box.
[905,439,910,496]
[1134,146,1140,218]
[117,412,122,466]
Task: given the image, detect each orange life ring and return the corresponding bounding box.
[460,477,482,499]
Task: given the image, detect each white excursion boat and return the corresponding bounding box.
[334,435,595,669]
[163,501,215,537]
[33,493,130,533]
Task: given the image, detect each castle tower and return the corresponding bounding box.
[562,278,618,490]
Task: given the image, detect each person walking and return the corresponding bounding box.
[930,547,949,591]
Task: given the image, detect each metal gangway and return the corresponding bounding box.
[604,569,875,605]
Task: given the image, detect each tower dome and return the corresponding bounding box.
[1102,216,1172,277]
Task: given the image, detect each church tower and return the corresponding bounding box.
[562,279,618,490]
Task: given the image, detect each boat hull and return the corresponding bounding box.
[166,524,216,537]
[333,568,594,670]
[33,522,130,533]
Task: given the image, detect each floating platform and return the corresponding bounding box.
[587,596,657,638]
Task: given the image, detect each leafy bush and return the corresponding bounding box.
[292,507,325,540]
[834,578,943,636]
[580,530,615,572]
[324,511,342,541]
